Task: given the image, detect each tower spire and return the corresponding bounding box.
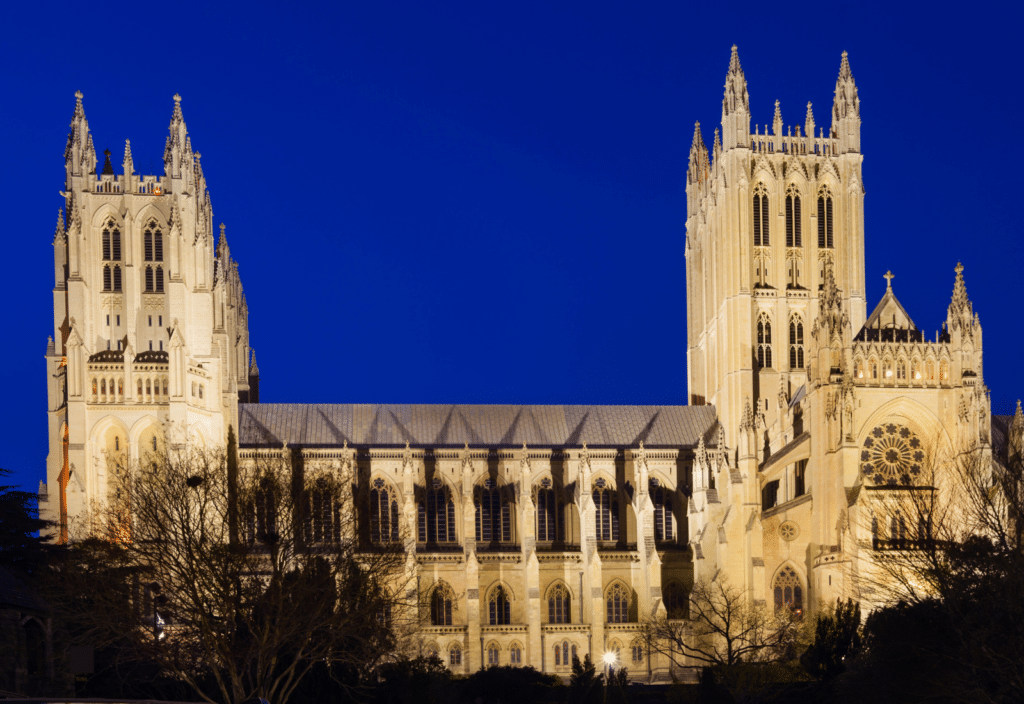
[167,93,190,179]
[832,50,861,153]
[947,262,974,332]
[721,45,750,150]
[772,100,783,136]
[64,90,94,178]
[688,122,710,185]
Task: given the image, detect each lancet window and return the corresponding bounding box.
[789,314,805,369]
[369,478,400,544]
[489,585,512,626]
[304,478,341,545]
[244,479,278,545]
[592,478,619,541]
[535,478,564,542]
[547,583,570,624]
[773,565,803,615]
[663,581,688,619]
[449,645,461,666]
[509,643,522,665]
[817,187,834,248]
[430,583,454,626]
[144,223,163,263]
[785,185,802,247]
[651,478,674,541]
[475,480,511,543]
[486,643,500,666]
[101,220,122,292]
[418,478,456,543]
[752,183,769,246]
[606,582,631,623]
[554,641,577,667]
[757,312,773,369]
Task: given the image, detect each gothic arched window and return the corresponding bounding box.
[753,183,769,247]
[773,565,803,615]
[631,639,644,664]
[430,583,454,626]
[155,265,164,293]
[103,265,112,292]
[112,265,122,292]
[509,643,522,665]
[489,585,512,626]
[145,266,154,292]
[817,187,834,248]
[536,478,564,542]
[548,583,570,624]
[418,479,456,543]
[144,223,163,262]
[651,479,674,541]
[449,645,462,666]
[789,314,804,369]
[475,480,511,543]
[102,220,121,262]
[486,643,500,666]
[369,478,400,544]
[606,582,631,623]
[757,312,773,369]
[785,185,801,247]
[244,478,278,545]
[592,479,619,541]
[305,478,341,545]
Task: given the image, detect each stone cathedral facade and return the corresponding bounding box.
[40,49,997,680]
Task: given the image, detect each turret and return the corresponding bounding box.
[720,45,750,150]
[64,91,95,181]
[686,122,710,217]
[947,263,982,381]
[831,51,861,154]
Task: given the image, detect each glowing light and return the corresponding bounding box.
[603,652,617,665]
[885,370,893,378]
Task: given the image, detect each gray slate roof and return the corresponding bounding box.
[238,403,718,449]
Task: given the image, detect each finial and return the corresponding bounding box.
[884,270,894,290]
[55,208,64,233]
[955,262,964,276]
[74,90,83,100]
[173,93,182,103]
[728,44,742,73]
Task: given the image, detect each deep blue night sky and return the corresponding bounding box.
[1,2,1021,492]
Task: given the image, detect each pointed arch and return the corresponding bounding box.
[752,182,770,247]
[649,476,675,542]
[789,313,805,370]
[485,640,501,666]
[816,185,835,248]
[757,311,773,369]
[486,581,513,625]
[605,580,633,623]
[368,476,400,544]
[772,563,804,615]
[592,476,619,541]
[448,642,462,667]
[545,580,571,624]
[475,478,513,543]
[508,640,523,665]
[534,475,566,542]
[418,476,456,544]
[785,183,802,247]
[430,580,455,626]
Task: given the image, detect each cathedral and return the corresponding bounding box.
[40,47,995,679]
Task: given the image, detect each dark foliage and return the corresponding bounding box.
[800,599,861,682]
[0,467,52,577]
[568,654,603,704]
[458,664,564,704]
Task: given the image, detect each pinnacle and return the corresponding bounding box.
[838,50,854,82]
[101,149,114,175]
[73,90,85,118]
[170,93,184,124]
[123,139,133,171]
[805,102,815,124]
[54,208,64,239]
[728,44,742,74]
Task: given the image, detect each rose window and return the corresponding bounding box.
[860,423,925,486]
[779,521,799,541]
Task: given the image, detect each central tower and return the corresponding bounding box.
[685,47,866,448]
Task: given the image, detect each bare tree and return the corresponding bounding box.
[641,577,799,670]
[50,426,410,704]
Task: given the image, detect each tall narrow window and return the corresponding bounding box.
[418,480,456,543]
[369,479,399,544]
[431,584,454,626]
[663,582,688,619]
[757,312,773,369]
[785,186,801,247]
[817,188,834,248]
[548,583,570,624]
[536,479,564,542]
[593,480,618,541]
[489,585,511,626]
[752,183,769,246]
[145,266,154,292]
[606,583,631,623]
[305,479,340,545]
[155,266,164,293]
[103,266,112,292]
[651,480,674,541]
[789,314,805,369]
[476,481,511,543]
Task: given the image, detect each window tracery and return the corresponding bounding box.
[535,478,565,542]
[369,478,400,543]
[773,565,803,615]
[419,478,456,543]
[651,479,674,541]
[753,183,770,246]
[663,581,688,619]
[449,644,461,666]
[817,186,834,248]
[785,184,801,247]
[475,480,512,542]
[431,582,454,626]
[860,423,925,486]
[756,312,773,369]
[489,585,511,625]
[486,642,500,666]
[547,583,570,624]
[304,477,341,545]
[606,582,631,623]
[789,314,805,370]
[509,643,522,665]
[592,478,619,541]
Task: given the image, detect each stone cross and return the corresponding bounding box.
[883,270,894,290]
